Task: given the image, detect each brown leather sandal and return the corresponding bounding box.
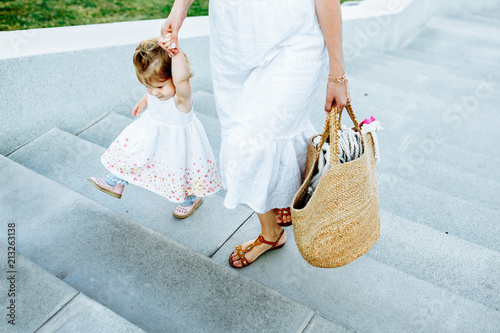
[276,207,292,227]
[229,229,285,268]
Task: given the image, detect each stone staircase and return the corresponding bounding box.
[1,10,500,333]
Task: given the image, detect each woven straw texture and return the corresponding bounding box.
[291,105,380,268]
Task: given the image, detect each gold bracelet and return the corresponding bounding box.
[328,72,348,83]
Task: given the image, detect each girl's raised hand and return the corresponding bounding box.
[132,96,148,117]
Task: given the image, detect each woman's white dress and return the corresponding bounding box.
[101,93,221,202]
[209,0,327,213]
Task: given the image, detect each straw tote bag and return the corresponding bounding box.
[291,104,380,268]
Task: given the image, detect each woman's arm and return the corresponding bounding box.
[159,0,195,55]
[315,0,350,113]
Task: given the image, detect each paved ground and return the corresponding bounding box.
[1,8,500,333]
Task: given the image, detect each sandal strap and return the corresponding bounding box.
[259,229,285,248]
[276,207,291,216]
[233,229,285,266]
[234,245,250,266]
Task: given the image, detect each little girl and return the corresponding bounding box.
[88,36,221,218]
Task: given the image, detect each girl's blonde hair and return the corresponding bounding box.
[133,38,193,86]
[133,38,171,86]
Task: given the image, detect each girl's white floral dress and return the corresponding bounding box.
[101,93,221,202]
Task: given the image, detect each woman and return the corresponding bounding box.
[158,0,349,268]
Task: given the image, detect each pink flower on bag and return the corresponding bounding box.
[360,116,376,127]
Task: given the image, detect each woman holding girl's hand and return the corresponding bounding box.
[157,0,349,268]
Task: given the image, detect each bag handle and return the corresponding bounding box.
[316,104,365,167]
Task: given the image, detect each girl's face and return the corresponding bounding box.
[145,78,175,100]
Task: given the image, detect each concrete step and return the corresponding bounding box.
[8,128,249,257]
[395,112,500,157]
[347,58,499,123]
[355,48,499,95]
[405,26,500,67]
[389,46,500,78]
[353,49,499,123]
[378,171,500,253]
[361,49,498,133]
[36,293,145,333]
[354,75,498,146]
[0,244,143,333]
[376,127,500,181]
[376,129,500,210]
[304,315,356,333]
[425,15,500,41]
[78,112,134,148]
[370,211,500,311]
[352,47,500,99]
[473,11,500,23]
[211,214,500,333]
[192,89,220,120]
[0,155,321,332]
[346,76,499,146]
[181,36,213,95]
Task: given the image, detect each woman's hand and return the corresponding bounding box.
[324,79,351,114]
[158,33,178,56]
[159,1,192,55]
[132,95,148,117]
